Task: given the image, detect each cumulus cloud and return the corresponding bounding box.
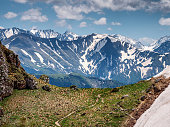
[91,0,146,11]
[21,9,48,22]
[4,12,17,19]
[13,0,27,3]
[80,22,87,27]
[13,0,170,14]
[147,0,170,13]
[139,37,156,46]
[94,17,107,25]
[159,17,170,26]
[53,5,83,20]
[56,20,67,27]
[53,4,96,20]
[111,22,121,26]
[107,27,112,31]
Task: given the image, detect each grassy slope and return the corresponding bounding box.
[0,79,152,127]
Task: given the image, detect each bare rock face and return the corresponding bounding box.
[0,41,38,100]
[0,44,14,100]
[25,76,38,90]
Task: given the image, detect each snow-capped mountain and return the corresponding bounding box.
[1,28,169,85]
[153,36,170,54]
[0,27,79,41]
[0,27,28,40]
[30,29,60,39]
[60,31,79,41]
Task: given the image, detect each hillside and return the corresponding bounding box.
[35,73,124,88]
[0,78,153,127]
[0,41,169,126]
[0,41,37,101]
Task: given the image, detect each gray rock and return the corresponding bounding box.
[42,85,51,92]
[25,76,38,90]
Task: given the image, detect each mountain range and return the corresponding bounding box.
[0,27,169,85]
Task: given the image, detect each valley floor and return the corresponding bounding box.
[0,78,153,127]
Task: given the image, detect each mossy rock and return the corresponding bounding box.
[39,75,49,83]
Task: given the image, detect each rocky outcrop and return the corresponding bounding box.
[25,76,38,90]
[39,75,49,84]
[0,41,38,100]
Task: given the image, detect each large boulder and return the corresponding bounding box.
[25,76,38,90]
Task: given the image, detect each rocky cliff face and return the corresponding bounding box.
[0,41,37,100]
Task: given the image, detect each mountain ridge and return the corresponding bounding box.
[0,28,169,86]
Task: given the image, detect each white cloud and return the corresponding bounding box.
[53,4,97,20]
[0,26,4,29]
[13,0,170,14]
[139,37,156,46]
[80,22,87,27]
[111,22,121,26]
[21,9,48,22]
[147,0,170,13]
[94,17,107,25]
[159,17,170,26]
[91,0,146,11]
[14,0,27,3]
[4,12,17,19]
[56,20,67,27]
[53,5,83,20]
[107,27,112,31]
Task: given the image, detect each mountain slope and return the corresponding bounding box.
[35,73,124,88]
[0,28,170,85]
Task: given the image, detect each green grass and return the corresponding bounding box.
[0,79,152,127]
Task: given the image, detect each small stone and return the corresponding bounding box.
[70,85,78,90]
[140,96,146,101]
[81,113,86,116]
[121,95,129,99]
[153,84,161,93]
[42,85,51,92]
[0,107,4,117]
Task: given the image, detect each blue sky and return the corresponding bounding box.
[0,0,170,45]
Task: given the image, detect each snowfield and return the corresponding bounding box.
[135,67,170,127]
[154,65,170,78]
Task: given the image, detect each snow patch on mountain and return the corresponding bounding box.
[120,49,136,62]
[141,58,152,66]
[21,49,36,63]
[30,29,59,38]
[34,52,44,64]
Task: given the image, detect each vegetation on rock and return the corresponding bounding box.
[0,41,37,100]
